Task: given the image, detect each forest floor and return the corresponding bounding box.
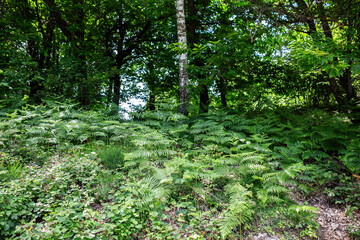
[293,193,360,240]
[1,105,360,239]
[250,190,360,240]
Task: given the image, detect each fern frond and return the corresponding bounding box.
[289,205,317,213]
[221,183,253,239]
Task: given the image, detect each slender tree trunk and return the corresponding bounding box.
[199,84,209,114]
[28,39,43,103]
[44,0,90,106]
[340,67,357,101]
[316,0,356,105]
[187,0,210,114]
[176,0,189,115]
[112,74,121,106]
[78,53,89,106]
[294,0,353,107]
[328,76,345,106]
[23,0,45,103]
[73,0,90,106]
[341,20,357,101]
[219,77,228,107]
[113,48,125,106]
[107,77,113,103]
[148,92,156,111]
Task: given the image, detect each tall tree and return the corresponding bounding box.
[176,0,189,115]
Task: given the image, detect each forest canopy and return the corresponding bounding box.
[1,0,359,112]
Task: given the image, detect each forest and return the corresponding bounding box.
[0,0,360,239]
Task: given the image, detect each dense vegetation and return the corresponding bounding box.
[1,0,360,239]
[0,102,359,239]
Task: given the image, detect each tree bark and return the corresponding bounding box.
[28,39,43,103]
[340,67,357,100]
[28,0,56,103]
[176,0,189,115]
[259,0,357,107]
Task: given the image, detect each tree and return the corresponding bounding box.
[247,0,359,107]
[176,0,189,115]
[42,0,92,105]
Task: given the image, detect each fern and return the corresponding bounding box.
[1,103,359,238]
[289,204,317,214]
[220,183,253,239]
[341,138,360,173]
[121,176,171,218]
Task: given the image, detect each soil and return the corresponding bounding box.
[290,192,360,240]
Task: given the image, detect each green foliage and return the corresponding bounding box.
[0,154,102,238]
[127,108,328,238]
[348,226,360,239]
[0,162,23,182]
[340,138,360,173]
[0,104,359,239]
[98,146,125,170]
[220,183,253,238]
[0,102,129,158]
[323,173,360,208]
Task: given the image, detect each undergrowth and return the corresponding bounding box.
[0,102,359,239]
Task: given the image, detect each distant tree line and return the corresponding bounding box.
[1,0,359,113]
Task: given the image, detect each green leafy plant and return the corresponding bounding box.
[98,146,125,170]
[341,138,360,174]
[348,226,360,239]
[0,162,23,182]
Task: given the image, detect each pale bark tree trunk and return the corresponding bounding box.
[176,0,189,115]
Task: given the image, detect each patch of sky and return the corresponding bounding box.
[119,82,147,120]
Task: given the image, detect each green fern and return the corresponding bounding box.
[341,138,360,173]
[220,183,253,239]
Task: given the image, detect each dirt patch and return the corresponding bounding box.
[291,193,360,240]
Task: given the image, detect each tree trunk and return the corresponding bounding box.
[73,0,90,106]
[199,84,209,114]
[113,47,125,106]
[78,53,89,106]
[340,67,357,101]
[219,77,228,107]
[294,0,355,107]
[187,0,210,114]
[112,74,121,106]
[148,92,156,111]
[44,0,90,106]
[27,39,43,103]
[340,23,357,101]
[107,77,113,104]
[316,0,357,105]
[176,0,189,115]
[328,76,345,106]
